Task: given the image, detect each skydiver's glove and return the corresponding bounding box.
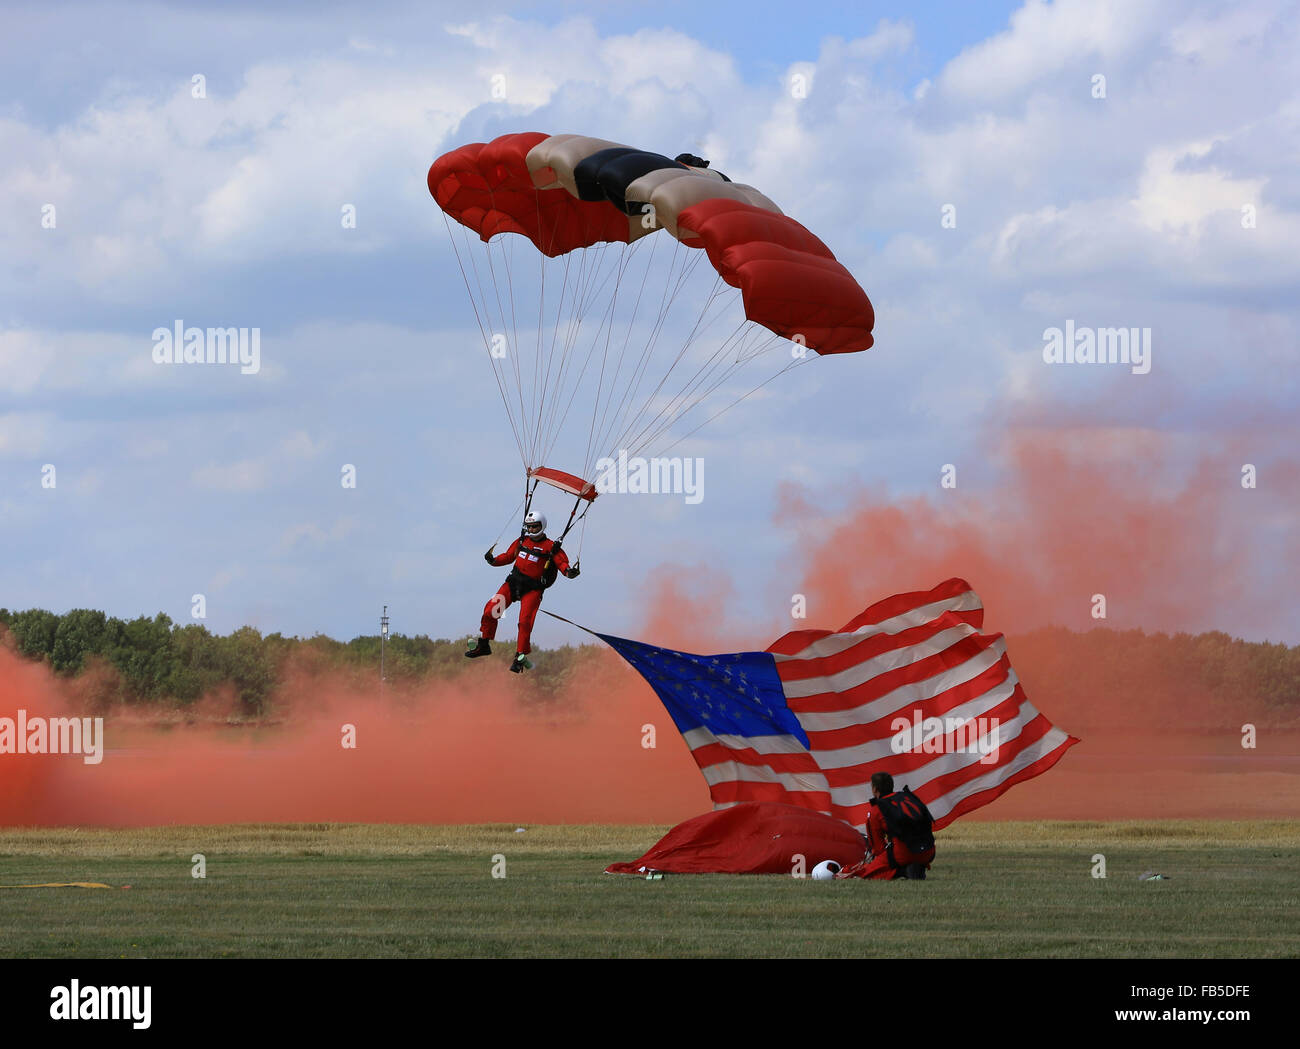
[484,547,496,564]
[566,564,580,579]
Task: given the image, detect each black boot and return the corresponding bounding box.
[904,863,926,880]
[465,638,491,658]
[508,653,533,673]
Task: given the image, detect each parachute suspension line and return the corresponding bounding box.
[576,507,589,561]
[529,239,616,471]
[584,233,670,477]
[500,233,531,467]
[589,239,707,475]
[599,259,730,462]
[532,241,608,471]
[533,244,575,465]
[612,287,750,459]
[443,214,527,466]
[583,237,654,462]
[482,234,530,469]
[630,326,792,458]
[532,244,580,468]
[622,323,777,459]
[450,212,816,491]
[531,229,553,470]
[480,240,530,470]
[554,245,611,472]
[540,241,618,466]
[592,240,712,473]
[532,237,594,467]
[531,187,579,470]
[604,269,732,459]
[657,345,816,458]
[534,236,643,477]
[494,490,527,547]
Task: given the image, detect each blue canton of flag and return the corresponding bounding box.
[596,634,809,747]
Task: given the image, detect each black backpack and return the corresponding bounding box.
[871,786,935,854]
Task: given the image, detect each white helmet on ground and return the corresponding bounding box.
[524,510,546,535]
[811,860,842,881]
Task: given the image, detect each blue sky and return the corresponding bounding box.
[2,0,1297,646]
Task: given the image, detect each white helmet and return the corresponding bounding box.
[811,860,842,881]
[523,510,546,536]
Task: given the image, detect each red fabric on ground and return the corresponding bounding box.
[605,802,867,875]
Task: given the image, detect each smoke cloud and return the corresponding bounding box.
[2,428,1295,827]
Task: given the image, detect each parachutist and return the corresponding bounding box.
[472,510,577,668]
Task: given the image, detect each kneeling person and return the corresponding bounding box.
[838,772,936,880]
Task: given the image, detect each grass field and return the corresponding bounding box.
[1,821,1298,958]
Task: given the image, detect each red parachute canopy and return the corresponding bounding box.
[604,802,866,875]
[428,132,632,258]
[427,131,873,354]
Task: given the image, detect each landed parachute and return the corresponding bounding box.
[427,131,874,543]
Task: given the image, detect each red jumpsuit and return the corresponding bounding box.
[480,536,571,654]
[837,794,937,880]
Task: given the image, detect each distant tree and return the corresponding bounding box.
[217,626,277,714]
[106,613,177,700]
[9,608,60,660]
[51,608,111,673]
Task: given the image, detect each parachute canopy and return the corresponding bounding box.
[428,131,874,354]
[429,131,876,547]
[604,802,866,875]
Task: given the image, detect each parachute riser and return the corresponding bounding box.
[557,493,592,548]
[516,476,588,572]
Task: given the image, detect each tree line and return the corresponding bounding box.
[1,607,1297,727]
[0,607,583,714]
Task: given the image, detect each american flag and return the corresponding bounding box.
[596,578,1078,830]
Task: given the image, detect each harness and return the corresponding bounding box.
[506,535,562,599]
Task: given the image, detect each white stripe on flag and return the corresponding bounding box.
[811,672,1020,768]
[779,623,989,700]
[681,727,812,755]
[698,760,831,795]
[793,637,1008,729]
[772,589,984,662]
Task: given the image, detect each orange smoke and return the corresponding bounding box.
[766,427,1300,821]
[778,429,1287,639]
[0,645,709,827]
[2,428,1294,827]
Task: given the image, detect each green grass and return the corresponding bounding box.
[1,822,1297,958]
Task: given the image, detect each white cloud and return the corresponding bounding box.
[1134,140,1266,237]
[0,2,1296,640]
[191,458,271,492]
[0,412,55,458]
[938,0,1163,103]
